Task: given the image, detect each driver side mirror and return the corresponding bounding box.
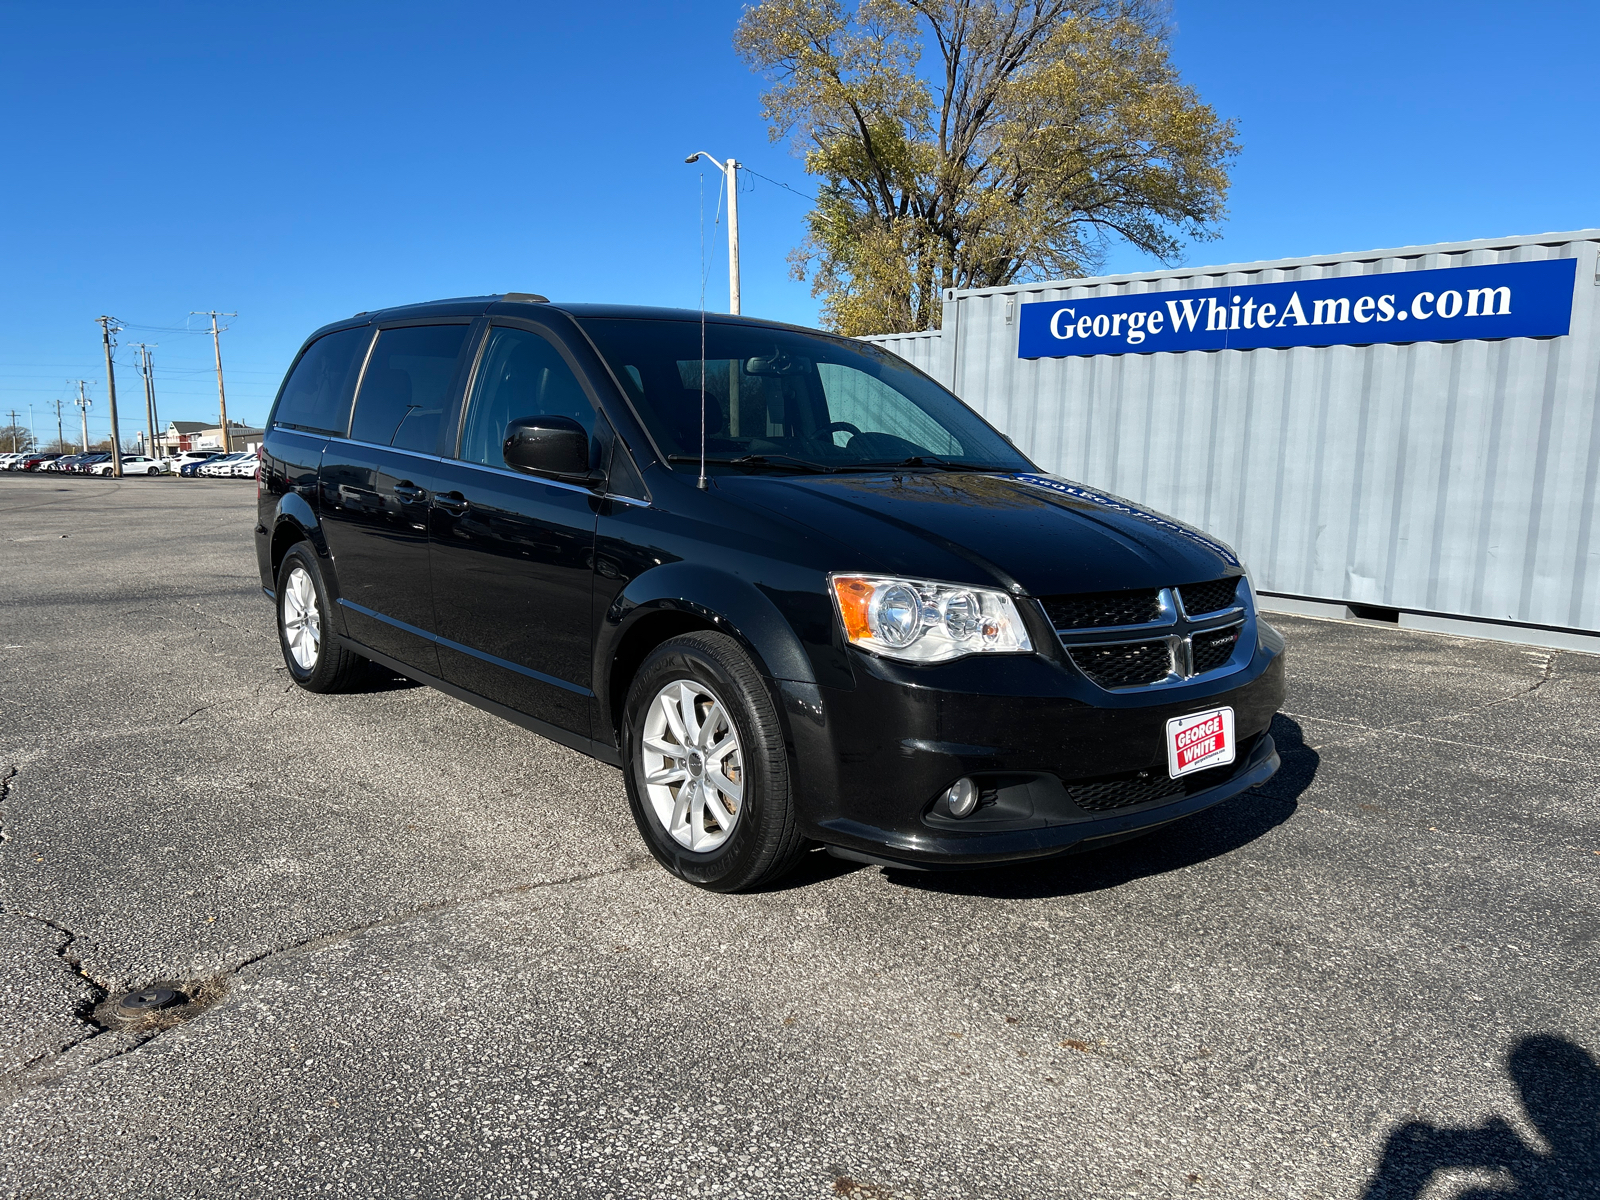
[502,416,601,486]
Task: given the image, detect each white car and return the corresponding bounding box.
[90,455,163,476]
[165,450,221,473]
[1,452,29,470]
[199,452,248,477]
[228,451,260,478]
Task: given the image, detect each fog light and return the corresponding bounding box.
[945,777,978,818]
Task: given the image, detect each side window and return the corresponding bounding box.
[269,327,370,436]
[349,324,471,453]
[458,327,595,468]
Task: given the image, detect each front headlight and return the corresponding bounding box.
[829,574,1034,664]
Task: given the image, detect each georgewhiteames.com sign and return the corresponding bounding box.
[1017,257,1577,359]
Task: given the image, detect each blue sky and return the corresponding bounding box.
[2,1,1595,443]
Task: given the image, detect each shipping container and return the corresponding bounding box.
[863,229,1600,652]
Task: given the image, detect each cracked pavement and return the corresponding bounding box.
[1,474,1597,1198]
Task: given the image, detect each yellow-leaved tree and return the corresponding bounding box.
[735,0,1239,335]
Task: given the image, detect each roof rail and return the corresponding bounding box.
[502,292,550,303]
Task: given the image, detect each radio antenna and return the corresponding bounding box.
[697,166,708,490]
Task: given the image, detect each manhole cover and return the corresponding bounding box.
[116,987,182,1013]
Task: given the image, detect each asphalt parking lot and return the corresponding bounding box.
[1,473,1597,1199]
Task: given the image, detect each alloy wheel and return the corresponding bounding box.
[639,679,744,852]
[281,566,321,671]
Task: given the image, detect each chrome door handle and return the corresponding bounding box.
[392,483,427,503]
[433,490,469,515]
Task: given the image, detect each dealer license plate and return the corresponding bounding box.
[1166,706,1236,779]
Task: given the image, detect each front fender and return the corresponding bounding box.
[600,562,818,688]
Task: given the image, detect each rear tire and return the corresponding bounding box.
[622,632,807,892]
[276,543,362,693]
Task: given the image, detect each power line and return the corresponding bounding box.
[739,166,816,202]
[119,320,221,334]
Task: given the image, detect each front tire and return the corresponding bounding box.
[622,632,806,892]
[276,543,362,692]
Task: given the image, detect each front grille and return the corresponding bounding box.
[1067,772,1183,812]
[1042,588,1161,630]
[1179,577,1240,615]
[1069,639,1172,688]
[1191,626,1241,673]
[1064,744,1253,813]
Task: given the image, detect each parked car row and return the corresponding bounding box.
[188,450,261,478]
[0,448,259,477]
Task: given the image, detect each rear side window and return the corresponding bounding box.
[349,324,471,453]
[270,327,370,436]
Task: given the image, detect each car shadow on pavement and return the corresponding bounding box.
[880,713,1318,900]
[342,661,425,693]
[1360,1033,1600,1199]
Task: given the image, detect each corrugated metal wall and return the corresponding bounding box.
[863,230,1600,634]
[865,329,946,380]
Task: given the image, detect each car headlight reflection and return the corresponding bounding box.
[831,574,1033,664]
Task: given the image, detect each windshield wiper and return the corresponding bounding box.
[667,454,837,474]
[837,456,1008,473]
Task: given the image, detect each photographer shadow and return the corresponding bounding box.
[1362,1034,1600,1199]
[881,711,1319,900]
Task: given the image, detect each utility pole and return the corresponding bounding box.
[192,310,236,452]
[684,152,741,314]
[54,399,64,453]
[6,409,19,452]
[96,316,124,475]
[133,343,160,463]
[74,382,91,452]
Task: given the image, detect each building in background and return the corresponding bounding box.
[863,229,1600,653]
[157,421,209,454]
[155,420,263,454]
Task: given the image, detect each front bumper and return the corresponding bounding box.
[780,623,1287,869]
[818,732,1280,870]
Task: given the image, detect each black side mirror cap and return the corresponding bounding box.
[502,416,602,486]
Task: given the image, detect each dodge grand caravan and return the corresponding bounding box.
[257,295,1286,891]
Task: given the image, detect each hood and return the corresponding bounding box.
[718,470,1241,596]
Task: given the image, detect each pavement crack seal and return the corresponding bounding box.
[0,764,15,846]
[1283,649,1565,756]
[2,858,653,1105]
[0,904,120,1109]
[175,690,257,726]
[1491,649,1560,706]
[227,858,655,982]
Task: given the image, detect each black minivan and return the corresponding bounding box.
[257,295,1286,891]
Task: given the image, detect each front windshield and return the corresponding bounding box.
[575,317,1030,474]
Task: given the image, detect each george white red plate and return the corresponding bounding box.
[1166,706,1236,778]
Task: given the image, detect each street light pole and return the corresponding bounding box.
[684,151,741,314]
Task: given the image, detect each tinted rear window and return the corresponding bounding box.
[349,324,471,453]
[269,327,371,437]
